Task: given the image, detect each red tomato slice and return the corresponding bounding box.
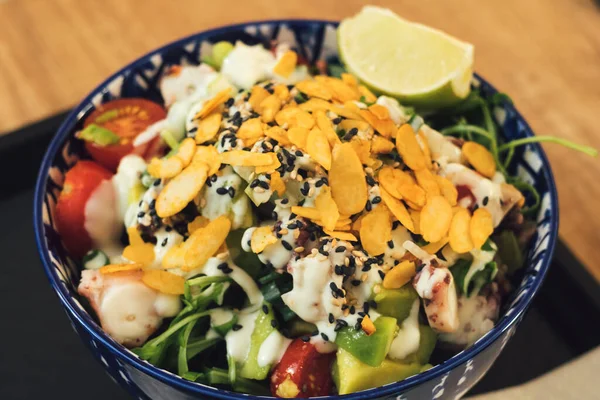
[270,339,335,398]
[83,98,166,171]
[55,161,113,258]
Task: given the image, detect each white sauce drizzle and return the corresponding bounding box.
[257,330,292,367]
[225,309,258,362]
[388,300,421,360]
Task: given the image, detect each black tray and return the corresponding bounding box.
[1,113,599,400]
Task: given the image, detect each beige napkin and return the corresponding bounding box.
[467,346,600,400]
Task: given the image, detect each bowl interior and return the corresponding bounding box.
[34,19,558,399]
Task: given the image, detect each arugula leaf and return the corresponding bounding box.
[481,238,495,252]
[471,261,498,295]
[327,63,346,78]
[494,230,524,273]
[450,259,471,296]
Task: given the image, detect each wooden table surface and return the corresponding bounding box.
[1,0,599,280]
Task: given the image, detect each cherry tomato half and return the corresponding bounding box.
[83,98,166,171]
[270,339,335,398]
[55,161,113,258]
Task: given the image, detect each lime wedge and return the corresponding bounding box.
[338,6,474,108]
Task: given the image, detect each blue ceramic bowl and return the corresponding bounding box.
[34,19,558,400]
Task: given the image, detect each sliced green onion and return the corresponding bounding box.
[440,124,494,140]
[498,136,598,157]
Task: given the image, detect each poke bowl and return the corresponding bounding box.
[34,12,559,400]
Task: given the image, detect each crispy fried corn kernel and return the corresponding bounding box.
[349,138,372,166]
[422,237,449,255]
[378,166,410,199]
[315,110,341,147]
[470,208,494,249]
[148,156,183,179]
[220,150,273,167]
[359,110,396,138]
[398,183,426,207]
[415,168,441,198]
[358,85,377,103]
[417,130,433,169]
[371,135,395,154]
[463,141,497,178]
[195,112,222,144]
[156,162,208,218]
[237,118,264,140]
[368,104,390,120]
[323,229,357,242]
[316,76,360,102]
[436,176,458,206]
[330,104,363,120]
[287,126,309,149]
[420,195,453,243]
[142,270,185,295]
[449,208,473,253]
[315,186,340,231]
[409,209,421,234]
[306,127,332,170]
[100,263,143,275]
[259,94,282,123]
[192,145,222,175]
[265,126,292,146]
[188,215,210,233]
[380,186,415,233]
[361,315,377,336]
[195,89,231,119]
[383,260,416,289]
[175,138,197,167]
[341,73,358,88]
[396,124,427,170]
[360,205,392,256]
[290,206,321,220]
[123,243,155,266]
[273,85,290,101]
[251,226,278,253]
[275,107,315,129]
[249,85,271,111]
[296,79,332,100]
[339,119,371,134]
[330,143,368,215]
[255,153,281,174]
[270,173,286,196]
[298,98,332,113]
[273,50,297,78]
[180,215,231,271]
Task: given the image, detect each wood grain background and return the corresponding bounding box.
[1,0,599,279]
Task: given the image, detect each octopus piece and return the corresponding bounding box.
[413,264,459,333]
[78,269,181,347]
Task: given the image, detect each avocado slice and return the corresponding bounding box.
[333,348,422,395]
[226,229,262,278]
[372,284,418,323]
[400,325,438,365]
[237,304,277,380]
[335,316,397,367]
[78,124,120,146]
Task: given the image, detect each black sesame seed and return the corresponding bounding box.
[311,330,319,337]
[473,204,479,211]
[231,111,241,121]
[137,212,145,218]
[232,324,243,331]
[165,226,172,232]
[355,322,362,331]
[297,169,308,179]
[210,174,218,182]
[270,319,278,328]
[217,262,229,271]
[289,213,297,219]
[295,150,303,157]
[334,265,343,275]
[228,187,236,198]
[271,211,278,220]
[225,98,234,107]
[372,196,382,204]
[258,181,270,190]
[366,175,376,186]
[329,282,338,291]
[216,187,228,195]
[319,249,330,257]
[362,264,372,272]
[369,300,378,309]
[281,198,289,204]
[223,266,234,274]
[250,179,260,189]
[301,335,310,342]
[161,238,168,247]
[358,311,366,317]
[483,196,489,206]
[365,200,372,211]
[364,302,370,314]
[188,126,198,133]
[332,117,343,124]
[387,240,395,249]
[282,240,293,251]
[328,313,335,323]
[262,305,269,314]
[378,270,386,280]
[321,333,329,341]
[335,246,346,253]
[392,221,400,230]
[351,279,362,286]
[349,305,356,314]
[153,179,161,186]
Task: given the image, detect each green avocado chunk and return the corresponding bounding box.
[372,284,418,323]
[237,304,277,380]
[78,124,120,146]
[333,348,422,395]
[400,325,438,365]
[334,316,397,367]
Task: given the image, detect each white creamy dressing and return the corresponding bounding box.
[112,155,147,222]
[413,263,451,300]
[376,96,410,125]
[200,166,252,229]
[83,251,109,270]
[206,328,221,340]
[133,119,167,147]
[403,240,447,268]
[420,125,464,165]
[388,299,421,360]
[257,330,292,368]
[462,245,497,293]
[382,226,412,267]
[210,308,235,328]
[439,294,498,346]
[160,64,218,107]
[147,227,184,269]
[441,163,505,227]
[203,257,263,305]
[84,179,122,260]
[225,309,258,362]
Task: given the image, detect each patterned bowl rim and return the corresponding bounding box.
[33,19,559,400]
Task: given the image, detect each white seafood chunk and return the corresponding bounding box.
[413,264,459,333]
